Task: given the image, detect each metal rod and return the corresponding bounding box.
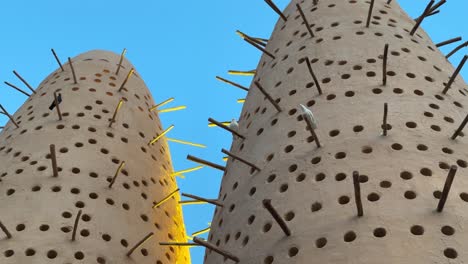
[182,193,223,207]
[366,0,375,28]
[436,37,462,47]
[126,232,154,257]
[296,3,314,38]
[262,199,291,236]
[4,81,30,97]
[148,125,174,145]
[383,44,389,86]
[50,144,58,177]
[208,118,245,139]
[67,57,78,84]
[187,155,226,171]
[353,171,364,217]
[51,49,64,71]
[383,103,388,136]
[153,188,180,208]
[53,91,62,121]
[216,76,249,91]
[118,68,135,92]
[446,41,468,59]
[244,38,276,60]
[116,48,127,75]
[13,70,36,94]
[451,113,468,140]
[71,209,82,241]
[0,220,12,239]
[410,0,435,36]
[193,237,240,262]
[254,81,282,112]
[0,104,19,128]
[305,57,322,95]
[437,165,458,212]
[221,148,261,172]
[109,161,125,188]
[108,98,124,128]
[303,114,321,148]
[264,0,287,22]
[442,55,468,94]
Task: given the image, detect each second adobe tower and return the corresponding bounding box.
[204,0,468,263]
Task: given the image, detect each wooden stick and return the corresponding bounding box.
[410,0,435,36]
[236,30,267,47]
[0,220,12,239]
[51,49,64,71]
[126,232,154,257]
[216,76,249,91]
[182,193,223,207]
[50,144,58,177]
[109,161,125,188]
[451,113,468,140]
[425,10,440,17]
[228,69,256,76]
[263,199,291,236]
[193,237,240,262]
[4,81,30,97]
[118,68,135,92]
[264,0,287,22]
[53,91,62,121]
[159,242,198,246]
[383,44,389,86]
[71,209,82,241]
[446,41,468,59]
[383,103,388,136]
[116,48,127,75]
[303,114,321,148]
[192,226,211,237]
[254,81,282,112]
[244,38,276,60]
[221,148,260,171]
[353,171,364,217]
[149,97,175,112]
[414,0,445,21]
[148,125,174,145]
[158,105,186,113]
[153,188,180,208]
[0,104,19,128]
[296,4,314,38]
[305,57,322,95]
[179,200,209,205]
[442,55,468,94]
[436,37,462,47]
[108,98,124,128]
[166,138,206,148]
[208,118,245,139]
[366,0,375,28]
[187,155,226,171]
[13,70,36,94]
[67,57,78,84]
[437,165,457,212]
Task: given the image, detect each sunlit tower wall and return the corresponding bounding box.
[204,0,468,263]
[0,50,190,264]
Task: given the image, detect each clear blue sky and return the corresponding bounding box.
[0,0,467,263]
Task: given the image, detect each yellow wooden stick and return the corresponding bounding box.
[148,125,174,145]
[167,138,206,148]
[158,105,187,113]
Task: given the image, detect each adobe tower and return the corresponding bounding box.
[0,50,190,264]
[204,0,468,263]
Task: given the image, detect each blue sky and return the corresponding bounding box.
[0,0,467,263]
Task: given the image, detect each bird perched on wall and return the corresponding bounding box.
[49,93,62,110]
[300,104,318,129]
[229,119,239,131]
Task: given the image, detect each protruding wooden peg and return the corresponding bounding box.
[208,118,245,139]
[159,242,198,246]
[0,220,12,239]
[179,199,209,205]
[116,48,127,75]
[71,209,82,241]
[193,237,240,262]
[243,37,276,60]
[166,138,206,148]
[13,70,36,94]
[216,76,249,91]
[254,81,282,112]
[451,113,468,140]
[126,232,154,257]
[414,0,445,21]
[382,103,388,136]
[305,57,322,95]
[300,105,321,148]
[366,0,375,28]
[353,171,364,217]
[436,37,462,47]
[158,105,186,113]
[263,199,291,236]
[0,104,19,128]
[51,49,64,71]
[149,97,174,112]
[148,125,174,145]
[171,166,204,177]
[192,226,211,237]
[118,68,135,92]
[109,161,125,188]
[108,98,124,128]
[228,69,256,76]
[153,189,180,208]
[446,41,468,59]
[264,0,287,22]
[67,57,78,84]
[437,165,457,212]
[442,55,468,94]
[410,0,435,36]
[50,144,59,177]
[236,30,267,47]
[182,193,223,207]
[53,91,62,121]
[221,148,260,172]
[187,155,226,171]
[296,4,314,38]
[4,81,30,97]
[382,44,389,86]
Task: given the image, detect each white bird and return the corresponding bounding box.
[229,119,239,131]
[300,104,318,129]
